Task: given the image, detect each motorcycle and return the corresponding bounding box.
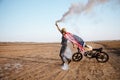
[72,47,109,63]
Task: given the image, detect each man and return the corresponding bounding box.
[55,22,71,65]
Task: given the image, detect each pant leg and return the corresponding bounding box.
[60,45,67,64]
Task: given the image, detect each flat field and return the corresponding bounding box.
[0,41,120,80]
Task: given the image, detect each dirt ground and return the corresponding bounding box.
[0,41,120,80]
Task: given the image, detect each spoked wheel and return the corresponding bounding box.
[72,52,83,62]
[96,52,109,63]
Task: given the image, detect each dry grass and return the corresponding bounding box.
[0,40,120,80]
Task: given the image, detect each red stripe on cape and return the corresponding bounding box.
[64,32,84,52]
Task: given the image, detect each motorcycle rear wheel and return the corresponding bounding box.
[96,52,109,63]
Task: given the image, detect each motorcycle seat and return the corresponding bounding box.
[92,47,103,52]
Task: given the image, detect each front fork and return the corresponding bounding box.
[77,48,80,53]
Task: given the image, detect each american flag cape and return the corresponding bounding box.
[64,32,84,52]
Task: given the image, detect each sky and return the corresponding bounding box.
[0,0,120,42]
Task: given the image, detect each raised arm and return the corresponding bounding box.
[55,21,62,33]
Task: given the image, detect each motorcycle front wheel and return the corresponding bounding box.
[96,52,109,63]
[72,52,83,62]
